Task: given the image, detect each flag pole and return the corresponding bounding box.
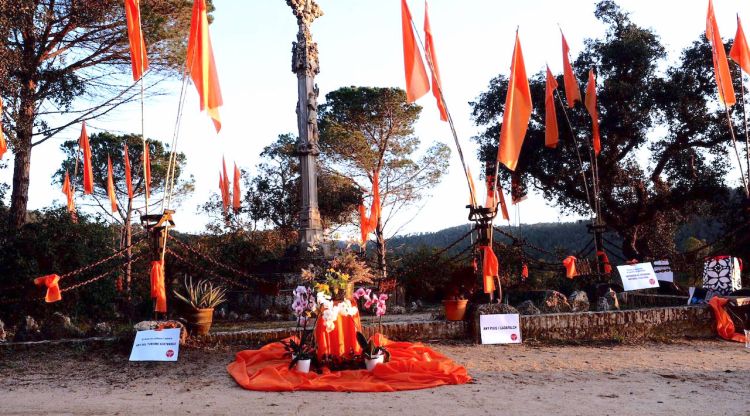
[739,70,750,194]
[554,89,594,216]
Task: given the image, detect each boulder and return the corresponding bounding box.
[91,322,113,337]
[390,305,406,315]
[597,289,620,312]
[0,319,6,342]
[516,300,541,315]
[41,312,85,340]
[228,311,239,321]
[133,320,187,344]
[240,313,252,321]
[14,316,43,342]
[540,291,572,314]
[568,291,590,312]
[472,303,519,343]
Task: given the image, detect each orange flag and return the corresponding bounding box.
[143,142,151,200]
[358,204,370,245]
[219,171,228,213]
[62,170,75,213]
[497,186,510,221]
[222,157,230,207]
[232,163,241,213]
[106,155,118,213]
[561,31,581,108]
[124,0,149,81]
[584,69,601,156]
[186,0,223,132]
[545,65,559,148]
[423,1,447,121]
[0,97,7,160]
[123,144,133,199]
[730,15,750,75]
[150,260,167,313]
[706,0,736,106]
[481,245,498,294]
[497,33,533,172]
[367,171,381,233]
[401,0,430,103]
[79,122,94,194]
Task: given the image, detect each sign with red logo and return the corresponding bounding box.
[129,328,181,362]
[617,262,659,292]
[479,314,522,344]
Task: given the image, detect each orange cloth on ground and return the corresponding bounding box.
[34,274,62,303]
[150,260,166,313]
[707,297,747,343]
[563,256,577,279]
[227,334,471,392]
[314,305,362,359]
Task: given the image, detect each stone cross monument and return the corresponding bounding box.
[287,0,324,250]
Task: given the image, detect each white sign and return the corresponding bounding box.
[617,262,659,291]
[129,328,181,362]
[653,260,673,282]
[480,314,522,344]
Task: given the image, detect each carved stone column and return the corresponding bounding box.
[287,0,324,250]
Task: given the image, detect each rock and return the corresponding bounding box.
[568,291,590,312]
[597,289,620,312]
[516,300,541,315]
[0,319,6,342]
[240,313,252,321]
[133,320,187,344]
[14,316,43,342]
[41,312,84,340]
[228,311,239,321]
[472,303,520,343]
[91,322,113,337]
[390,305,406,315]
[540,291,572,314]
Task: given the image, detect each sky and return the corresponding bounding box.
[6,0,750,238]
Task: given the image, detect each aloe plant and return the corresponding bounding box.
[356,332,390,362]
[173,276,227,309]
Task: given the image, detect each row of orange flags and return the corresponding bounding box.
[218,157,241,214]
[708,0,750,104]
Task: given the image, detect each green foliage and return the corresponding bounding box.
[356,331,390,361]
[281,331,316,367]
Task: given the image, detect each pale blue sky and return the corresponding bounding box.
[9,0,750,237]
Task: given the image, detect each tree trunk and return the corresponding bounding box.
[8,80,37,229]
[375,216,387,279]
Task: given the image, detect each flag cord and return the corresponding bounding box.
[140,75,147,217]
[721,102,750,196]
[739,73,750,192]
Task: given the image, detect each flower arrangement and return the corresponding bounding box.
[356,332,391,362]
[281,331,316,370]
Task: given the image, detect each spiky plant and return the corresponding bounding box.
[173,276,227,309]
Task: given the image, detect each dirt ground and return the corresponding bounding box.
[1,339,748,416]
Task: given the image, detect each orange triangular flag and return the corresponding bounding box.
[497,184,510,221]
[584,69,601,156]
[401,0,430,102]
[367,171,381,233]
[143,142,151,200]
[497,33,533,172]
[561,31,581,108]
[79,122,94,194]
[545,65,559,148]
[481,245,498,294]
[219,171,228,213]
[62,170,75,213]
[706,0,736,106]
[358,204,370,245]
[232,163,241,213]
[186,0,223,132]
[124,0,149,81]
[0,97,7,160]
[730,15,750,75]
[222,157,230,208]
[107,155,118,213]
[123,144,133,199]
[423,1,447,121]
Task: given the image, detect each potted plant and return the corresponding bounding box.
[282,332,316,373]
[356,332,390,371]
[443,287,468,321]
[173,277,226,335]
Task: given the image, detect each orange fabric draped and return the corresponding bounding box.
[401,0,429,103]
[367,171,381,233]
[80,122,94,195]
[497,33,532,172]
[150,260,166,313]
[143,143,151,200]
[124,0,149,81]
[106,155,118,213]
[314,307,362,359]
[423,0,447,121]
[123,144,133,199]
[358,204,369,245]
[480,245,498,294]
[0,97,7,160]
[597,250,613,274]
[186,0,223,132]
[484,175,496,209]
[227,334,471,392]
[563,256,577,278]
[62,170,75,214]
[561,30,581,108]
[730,15,750,75]
[545,65,559,148]
[34,274,62,303]
[232,163,241,213]
[584,69,601,156]
[521,264,529,279]
[707,297,747,343]
[706,0,736,106]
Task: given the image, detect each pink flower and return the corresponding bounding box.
[378,294,388,302]
[354,287,367,300]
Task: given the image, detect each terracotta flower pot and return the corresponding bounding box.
[443,299,468,321]
[185,307,214,336]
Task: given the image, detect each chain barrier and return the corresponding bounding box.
[58,234,147,281]
[165,248,254,290]
[167,235,264,283]
[61,253,145,294]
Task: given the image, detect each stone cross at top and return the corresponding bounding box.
[287,0,323,25]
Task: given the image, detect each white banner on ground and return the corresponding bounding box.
[617,262,659,291]
[653,259,673,282]
[129,328,181,362]
[480,314,522,344]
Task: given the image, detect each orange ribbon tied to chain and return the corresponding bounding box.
[563,256,577,279]
[596,250,613,274]
[34,274,62,303]
[150,260,167,313]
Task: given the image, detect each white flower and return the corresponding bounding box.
[339,299,359,317]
